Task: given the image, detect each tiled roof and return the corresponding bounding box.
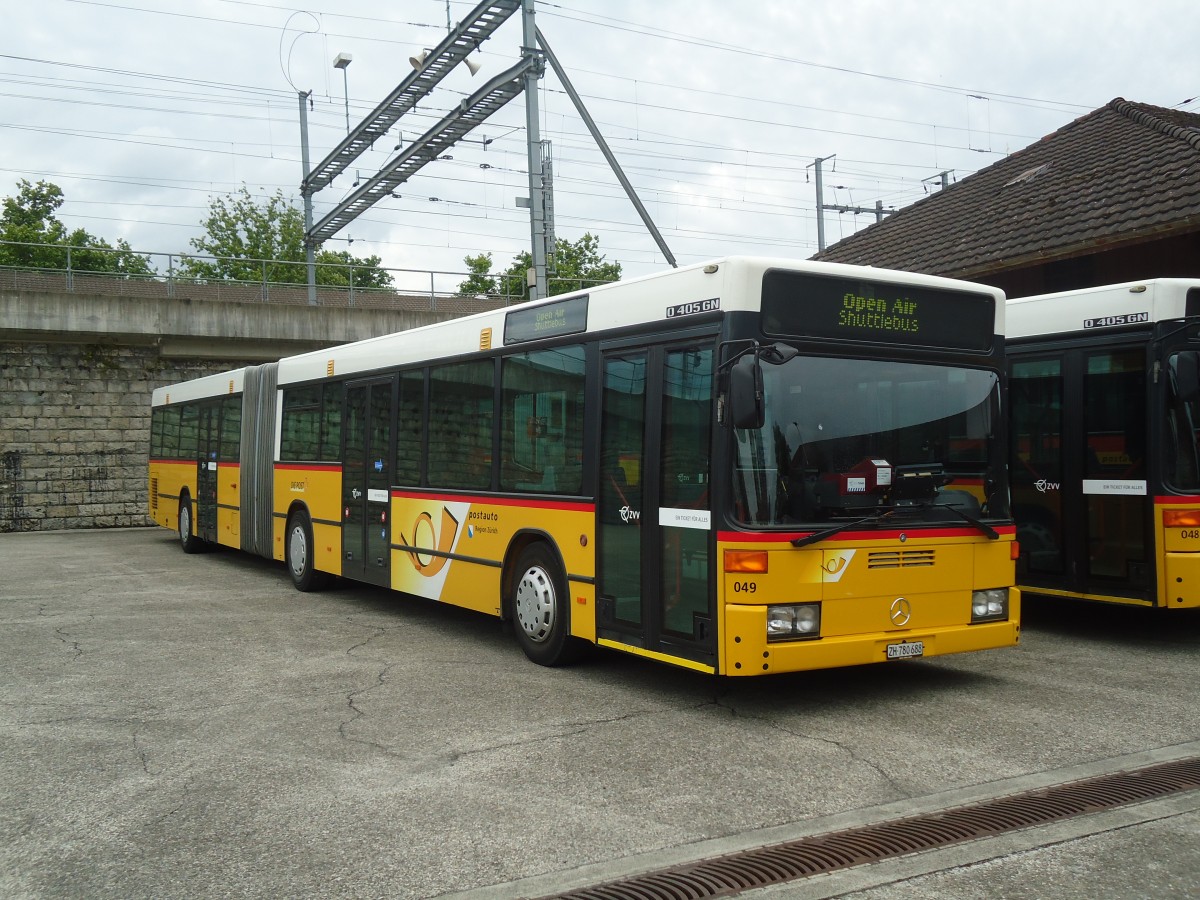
[813,98,1200,278]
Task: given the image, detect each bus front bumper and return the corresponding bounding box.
[722,596,1021,676]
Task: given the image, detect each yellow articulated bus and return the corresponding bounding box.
[150,257,1019,675]
[1007,277,1200,609]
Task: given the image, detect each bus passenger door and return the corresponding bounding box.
[342,377,395,587]
[1010,346,1150,602]
[597,344,715,666]
[196,402,219,543]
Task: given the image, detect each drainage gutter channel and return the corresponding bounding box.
[436,744,1200,900]
[536,757,1200,900]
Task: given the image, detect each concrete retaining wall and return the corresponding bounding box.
[0,287,476,532]
[0,342,252,531]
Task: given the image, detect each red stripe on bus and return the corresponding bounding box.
[149,459,240,468]
[717,524,1015,543]
[1155,495,1200,504]
[274,462,343,472]
[391,490,595,512]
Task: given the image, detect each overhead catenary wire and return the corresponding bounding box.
[3,3,1183,278]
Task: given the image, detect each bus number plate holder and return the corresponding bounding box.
[886,640,924,660]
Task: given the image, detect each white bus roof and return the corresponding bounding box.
[1007,278,1200,340]
[151,367,247,407]
[153,256,1004,404]
[273,257,1003,388]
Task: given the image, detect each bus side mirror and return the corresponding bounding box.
[1175,351,1200,403]
[730,354,765,429]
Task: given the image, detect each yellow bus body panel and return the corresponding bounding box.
[148,461,195,532]
[388,493,596,639]
[718,531,1020,676]
[723,603,1020,675]
[216,463,241,548]
[1156,497,1200,608]
[272,464,343,575]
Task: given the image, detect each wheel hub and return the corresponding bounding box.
[515,565,555,643]
[289,525,308,577]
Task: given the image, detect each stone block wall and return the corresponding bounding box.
[0,342,257,532]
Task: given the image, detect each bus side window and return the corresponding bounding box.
[179,404,199,460]
[429,360,494,490]
[151,407,165,458]
[219,396,241,461]
[395,370,424,486]
[319,383,341,461]
[280,386,320,461]
[160,406,181,457]
[501,346,585,494]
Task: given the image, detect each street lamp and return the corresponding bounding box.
[333,52,352,133]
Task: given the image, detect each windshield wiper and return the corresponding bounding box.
[924,502,999,540]
[791,509,897,548]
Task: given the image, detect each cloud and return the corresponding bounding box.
[2,0,1195,286]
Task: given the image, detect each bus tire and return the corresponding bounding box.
[510,543,585,667]
[287,509,327,592]
[178,496,204,554]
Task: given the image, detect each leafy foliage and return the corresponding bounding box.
[0,180,153,276]
[458,251,498,296]
[457,233,621,301]
[180,186,393,288]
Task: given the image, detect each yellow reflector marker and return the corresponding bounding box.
[724,550,768,573]
[326,360,335,377]
[1163,508,1200,527]
[480,327,493,350]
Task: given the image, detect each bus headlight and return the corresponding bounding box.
[767,603,822,641]
[971,588,1009,622]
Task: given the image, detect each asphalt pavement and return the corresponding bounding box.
[2,528,1198,899]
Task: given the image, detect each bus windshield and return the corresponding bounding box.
[732,355,1006,526]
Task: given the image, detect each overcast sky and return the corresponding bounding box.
[3,0,1197,293]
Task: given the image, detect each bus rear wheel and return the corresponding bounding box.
[178,497,204,554]
[287,510,328,592]
[511,543,585,667]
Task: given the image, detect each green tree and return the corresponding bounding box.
[456,233,621,301]
[457,251,498,296]
[0,179,153,276]
[314,249,393,290]
[180,186,393,289]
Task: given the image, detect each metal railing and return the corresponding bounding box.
[0,240,615,313]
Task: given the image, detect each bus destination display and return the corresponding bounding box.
[762,270,995,351]
[504,295,589,345]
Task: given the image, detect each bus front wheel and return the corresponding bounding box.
[511,543,585,667]
[178,497,203,554]
[287,510,327,592]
